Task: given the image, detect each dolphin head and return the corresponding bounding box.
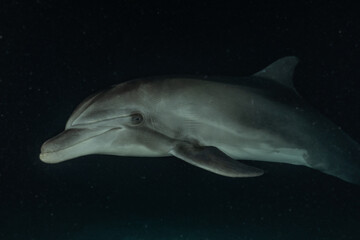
[40,80,167,164]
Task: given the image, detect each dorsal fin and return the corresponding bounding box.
[253,56,299,91]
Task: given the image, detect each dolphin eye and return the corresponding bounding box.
[131,113,143,125]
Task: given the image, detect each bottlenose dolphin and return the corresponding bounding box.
[40,57,360,184]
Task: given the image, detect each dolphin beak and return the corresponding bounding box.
[39,128,113,163]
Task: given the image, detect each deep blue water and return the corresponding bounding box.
[1,1,360,239]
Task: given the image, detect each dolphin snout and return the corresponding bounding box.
[39,128,112,163]
[40,129,83,163]
[41,129,83,153]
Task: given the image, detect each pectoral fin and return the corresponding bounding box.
[170,142,264,177]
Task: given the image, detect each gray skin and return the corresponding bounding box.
[40,57,360,184]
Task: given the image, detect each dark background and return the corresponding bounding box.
[1,1,360,239]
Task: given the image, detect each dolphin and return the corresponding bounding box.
[40,56,360,184]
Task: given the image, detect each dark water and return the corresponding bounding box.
[1,1,360,239]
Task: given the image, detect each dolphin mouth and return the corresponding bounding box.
[39,127,118,163]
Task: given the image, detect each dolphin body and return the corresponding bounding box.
[40,57,360,184]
